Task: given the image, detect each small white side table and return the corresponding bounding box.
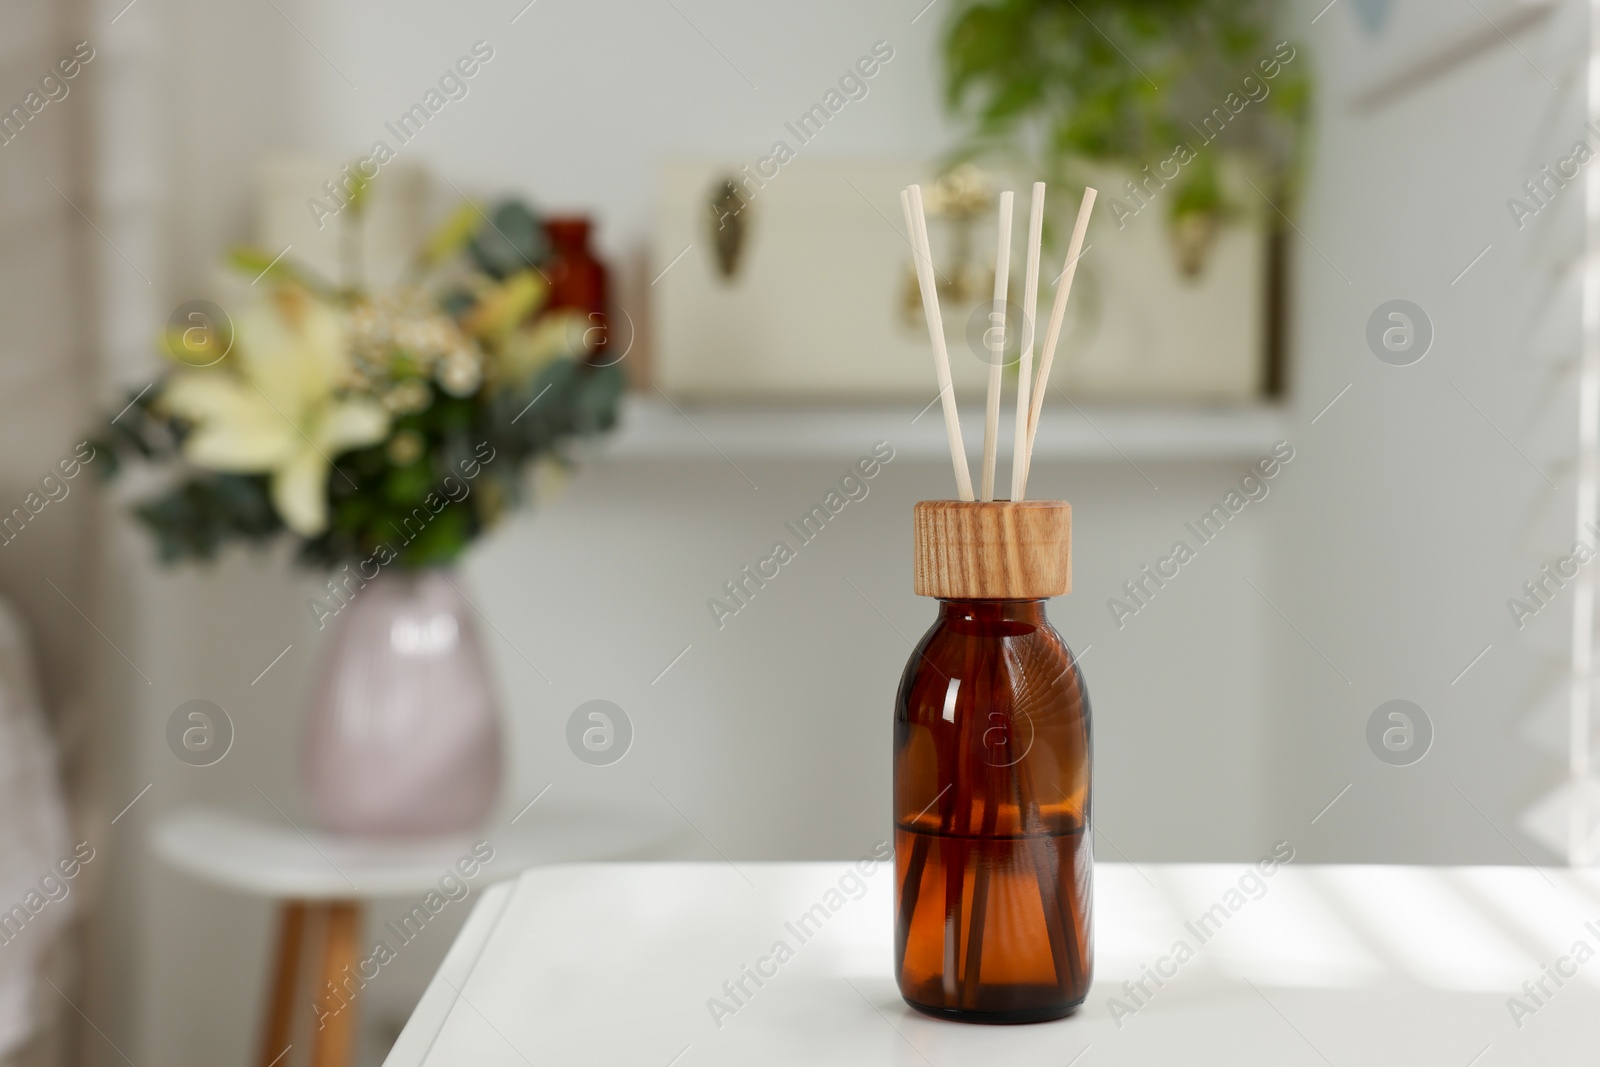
[151,803,682,1067]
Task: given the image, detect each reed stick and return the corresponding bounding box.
[980,191,1014,502]
[1021,187,1098,496]
[1011,183,1046,502]
[895,831,929,977]
[902,185,975,502]
[942,630,979,1001]
[960,650,1005,1006]
[1017,755,1083,994]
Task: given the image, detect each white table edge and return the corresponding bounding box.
[385,879,517,1066]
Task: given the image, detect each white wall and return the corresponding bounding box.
[1262,0,1584,863]
[73,0,1582,1065]
[158,0,959,294]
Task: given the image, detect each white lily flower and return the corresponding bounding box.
[164,294,389,536]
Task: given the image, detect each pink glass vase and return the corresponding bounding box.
[302,568,502,836]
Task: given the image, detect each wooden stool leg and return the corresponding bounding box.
[311,902,363,1067]
[259,902,307,1067]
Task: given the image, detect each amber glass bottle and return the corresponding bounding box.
[894,501,1092,1022]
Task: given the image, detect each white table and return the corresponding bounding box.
[386,861,1600,1065]
[151,804,683,1067]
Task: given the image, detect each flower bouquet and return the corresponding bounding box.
[93,191,625,834]
[94,195,623,572]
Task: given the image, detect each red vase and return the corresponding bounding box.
[543,216,610,360]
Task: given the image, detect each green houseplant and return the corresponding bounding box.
[942,0,1310,271]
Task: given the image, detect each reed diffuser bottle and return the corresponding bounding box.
[893,500,1092,1022]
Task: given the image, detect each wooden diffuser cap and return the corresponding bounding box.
[913,500,1072,600]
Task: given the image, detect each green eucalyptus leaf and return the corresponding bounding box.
[468,200,550,280]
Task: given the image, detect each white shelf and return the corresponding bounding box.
[601,396,1288,462]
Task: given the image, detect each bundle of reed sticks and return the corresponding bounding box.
[900,181,1097,501]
